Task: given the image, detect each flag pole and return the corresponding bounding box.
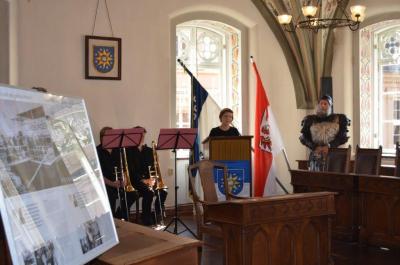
[250,55,255,64]
[177,59,195,164]
[282,148,292,171]
[276,148,291,194]
[275,176,290,194]
[177,59,193,77]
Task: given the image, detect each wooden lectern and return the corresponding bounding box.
[202,136,253,196]
[202,136,252,161]
[204,192,336,265]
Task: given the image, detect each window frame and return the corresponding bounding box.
[170,12,249,159]
[176,21,241,128]
[355,16,400,154]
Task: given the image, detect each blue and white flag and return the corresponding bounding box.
[189,72,221,164]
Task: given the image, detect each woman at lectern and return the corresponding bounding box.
[209,108,240,137]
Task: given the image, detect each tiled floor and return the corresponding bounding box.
[159,215,400,265]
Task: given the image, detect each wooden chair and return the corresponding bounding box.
[187,160,231,241]
[354,145,382,175]
[325,145,351,173]
[395,142,400,177]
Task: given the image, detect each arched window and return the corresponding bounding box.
[359,20,400,153]
[175,20,242,133]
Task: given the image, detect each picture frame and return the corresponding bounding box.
[85,35,121,80]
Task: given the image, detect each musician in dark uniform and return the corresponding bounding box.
[126,126,168,226]
[96,126,137,219]
[209,108,241,137]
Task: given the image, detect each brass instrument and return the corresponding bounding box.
[114,166,121,204]
[149,141,167,228]
[116,155,130,221]
[150,141,167,190]
[122,147,136,192]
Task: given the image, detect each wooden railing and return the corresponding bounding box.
[291,169,400,249]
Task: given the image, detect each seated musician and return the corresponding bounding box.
[299,95,350,171]
[209,108,241,137]
[126,126,168,226]
[96,126,137,219]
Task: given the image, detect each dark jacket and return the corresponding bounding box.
[300,113,350,150]
[126,145,154,187]
[209,126,240,137]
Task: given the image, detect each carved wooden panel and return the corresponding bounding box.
[302,222,320,265]
[251,228,271,265]
[206,136,252,161]
[359,175,400,248]
[276,225,295,265]
[291,170,359,241]
[205,192,335,265]
[292,170,400,249]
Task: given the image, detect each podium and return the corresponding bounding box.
[204,192,336,265]
[202,136,253,197]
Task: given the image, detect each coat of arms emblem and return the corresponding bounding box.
[93,46,115,73]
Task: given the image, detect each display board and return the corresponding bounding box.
[0,85,118,265]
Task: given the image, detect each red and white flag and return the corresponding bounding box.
[253,61,284,196]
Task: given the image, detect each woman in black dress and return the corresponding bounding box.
[209,108,240,137]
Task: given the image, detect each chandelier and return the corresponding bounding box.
[277,0,366,32]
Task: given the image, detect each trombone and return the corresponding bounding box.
[114,147,136,221]
[149,141,168,228]
[122,148,136,192]
[151,141,168,191]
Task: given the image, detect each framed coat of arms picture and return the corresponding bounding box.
[85,35,121,80]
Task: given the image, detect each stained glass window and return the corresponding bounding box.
[359,20,400,153]
[175,20,242,131]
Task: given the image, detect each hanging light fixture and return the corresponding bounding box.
[277,0,366,32]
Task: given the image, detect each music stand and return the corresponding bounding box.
[102,128,144,149]
[157,128,197,236]
[102,128,145,221]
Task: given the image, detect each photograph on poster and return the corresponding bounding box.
[21,249,35,265]
[21,241,58,265]
[79,219,103,254]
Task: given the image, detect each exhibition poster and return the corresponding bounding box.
[0,84,118,265]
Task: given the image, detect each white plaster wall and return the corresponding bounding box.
[351,0,400,18]
[8,0,18,85]
[332,28,354,148]
[0,0,9,83]
[15,0,305,204]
